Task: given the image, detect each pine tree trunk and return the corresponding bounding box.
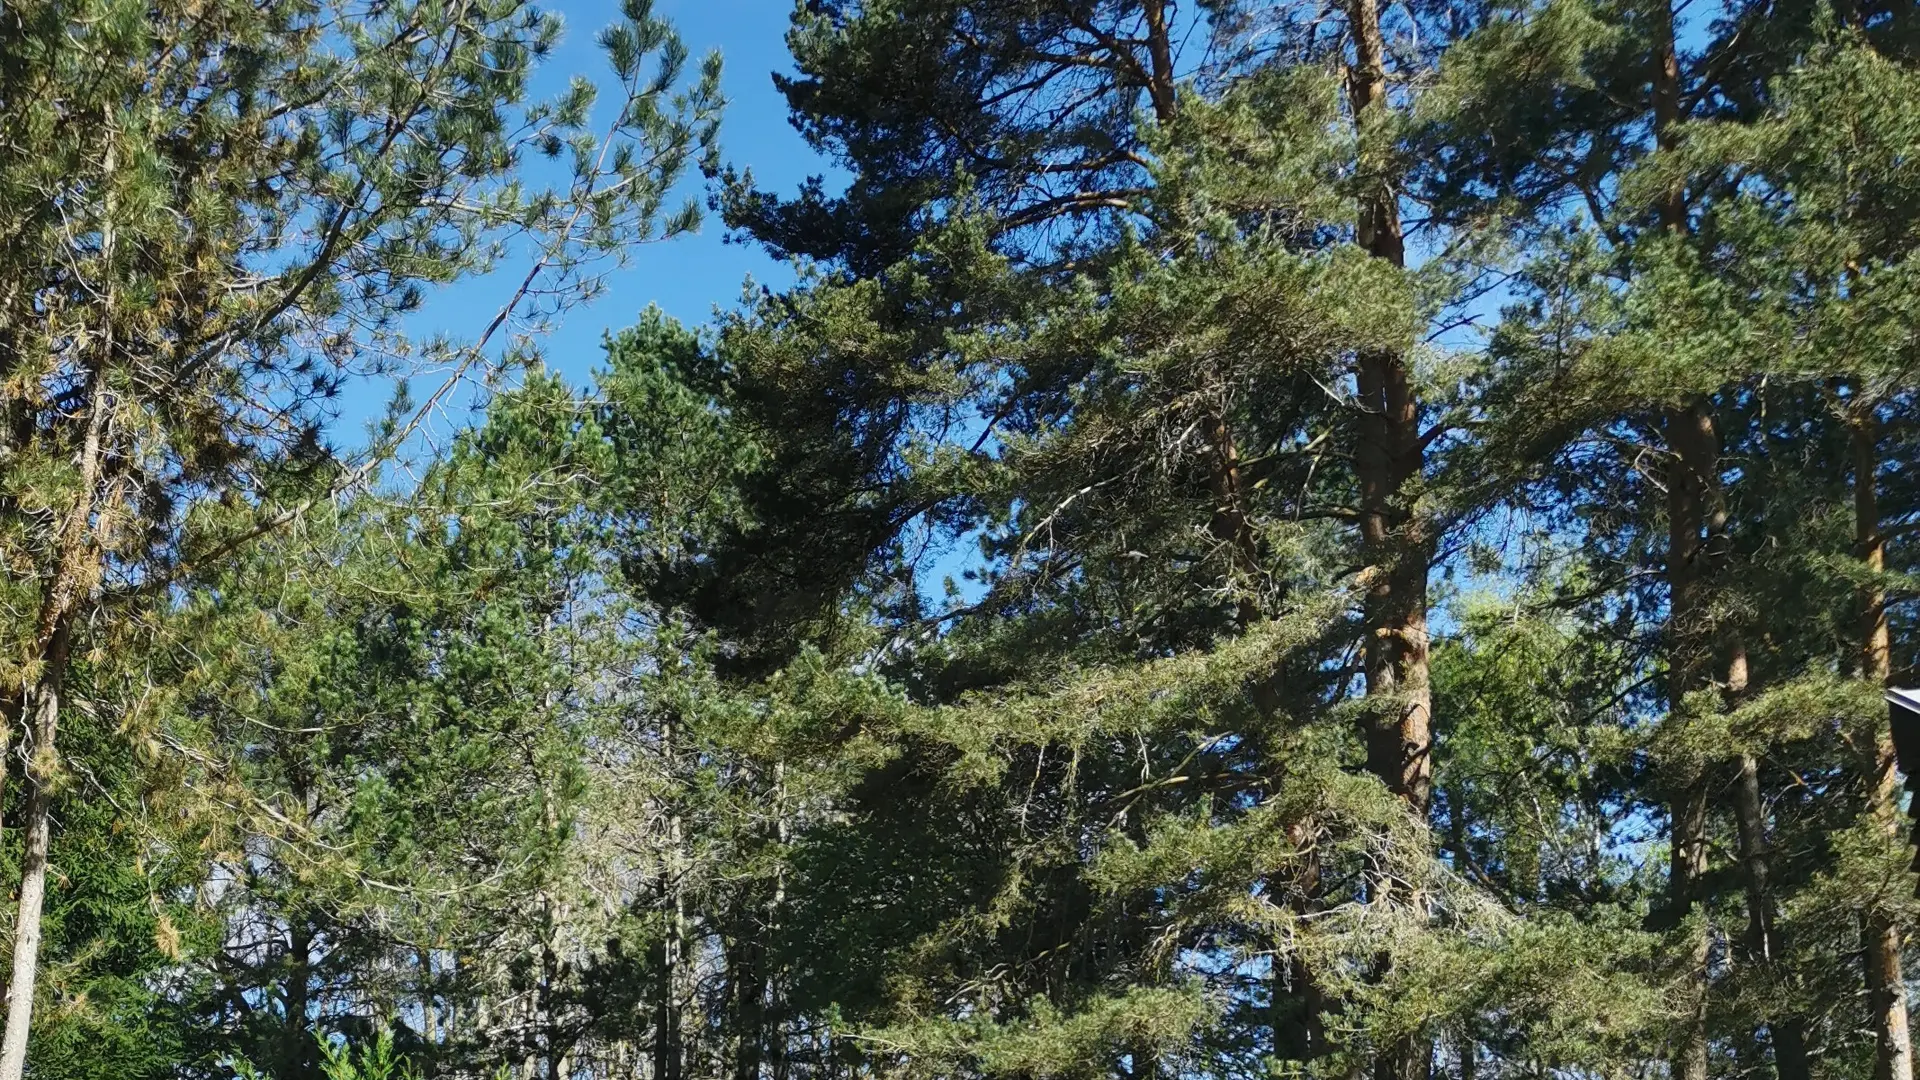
[1668,782,1712,1080]
[1647,10,1738,1075]
[540,917,564,1080]
[1343,4,1431,1076]
[1867,906,1912,1080]
[533,746,570,1080]
[1346,0,1432,822]
[1139,0,1264,636]
[768,767,791,1080]
[1854,410,1914,1080]
[1727,639,1813,1080]
[1140,0,1176,126]
[1664,398,1716,1080]
[1206,403,1262,630]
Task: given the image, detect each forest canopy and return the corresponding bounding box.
[0,0,1918,1079]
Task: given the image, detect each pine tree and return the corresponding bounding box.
[0,0,718,1069]
[706,1,1501,1075]
[1426,2,1920,1076]
[1644,38,1920,1079]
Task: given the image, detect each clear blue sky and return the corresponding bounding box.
[342,0,832,452]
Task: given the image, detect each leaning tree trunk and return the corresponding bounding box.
[1853,409,1915,1080]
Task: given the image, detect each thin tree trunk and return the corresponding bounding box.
[1725,626,1815,1080]
[284,918,315,1080]
[0,634,66,1080]
[419,947,438,1050]
[1665,397,1716,1080]
[1274,950,1328,1063]
[1646,7,1731,1074]
[1668,781,1712,1080]
[534,769,567,1080]
[540,918,563,1080]
[652,885,685,1080]
[1146,1,1309,1062]
[1207,403,1263,630]
[523,634,573,1080]
[1140,0,1177,125]
[1275,821,1329,1064]
[1732,751,1813,1080]
[1854,410,1915,1080]
[1867,903,1912,1080]
[730,930,764,1080]
[0,123,118,1080]
[1136,0,1265,635]
[0,379,110,1080]
[654,711,686,1080]
[768,765,791,1080]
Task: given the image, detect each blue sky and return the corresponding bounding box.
[523,0,828,340]
[341,0,831,453]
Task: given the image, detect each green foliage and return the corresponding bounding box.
[231,1030,441,1080]
[8,0,1920,1079]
